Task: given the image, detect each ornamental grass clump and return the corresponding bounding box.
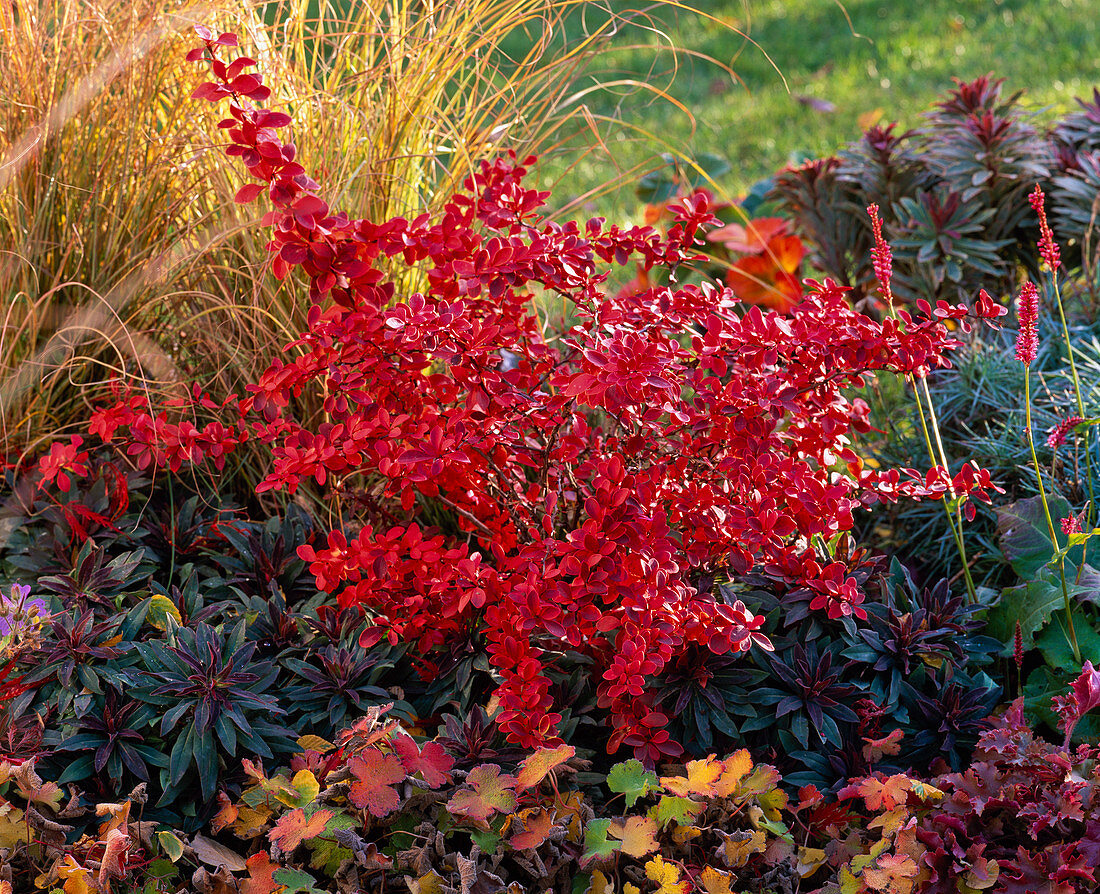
[0,0,672,499]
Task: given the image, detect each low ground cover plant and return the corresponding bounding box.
[4,13,1100,894]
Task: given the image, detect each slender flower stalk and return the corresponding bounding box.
[1017,279,1081,664]
[1014,620,1024,699]
[1029,184,1096,564]
[867,204,976,601]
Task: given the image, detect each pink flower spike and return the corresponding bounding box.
[1047,415,1085,449]
[1015,281,1039,366]
[1028,185,1061,271]
[867,204,894,307]
[1061,514,1082,536]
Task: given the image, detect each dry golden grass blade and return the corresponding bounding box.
[1,0,740,499]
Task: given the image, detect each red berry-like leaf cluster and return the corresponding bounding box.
[90,27,1006,763]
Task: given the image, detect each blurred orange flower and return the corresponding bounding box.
[720,224,806,313]
[707,216,790,254]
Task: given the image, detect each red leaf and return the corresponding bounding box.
[226,57,257,80]
[235,183,267,204]
[347,750,406,817]
[191,82,228,102]
[268,807,333,852]
[228,73,262,94]
[254,110,292,129]
[393,735,453,789]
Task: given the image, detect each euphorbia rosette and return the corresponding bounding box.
[92,27,1007,762]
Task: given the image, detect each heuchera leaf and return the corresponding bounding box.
[837,774,912,812]
[269,807,334,852]
[717,829,766,868]
[585,869,615,894]
[277,770,320,808]
[581,818,620,864]
[861,853,919,893]
[608,816,659,858]
[712,749,754,797]
[514,743,575,791]
[1055,659,1100,741]
[446,764,517,823]
[347,750,406,817]
[393,735,454,788]
[645,855,688,894]
[661,755,723,798]
[698,866,735,894]
[272,866,326,894]
[307,813,357,875]
[656,795,704,828]
[862,729,904,764]
[240,852,280,894]
[606,759,660,807]
[55,856,93,894]
[509,807,555,850]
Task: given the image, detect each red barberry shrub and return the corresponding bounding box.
[91,27,1006,764]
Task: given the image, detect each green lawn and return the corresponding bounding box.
[527,0,1100,221]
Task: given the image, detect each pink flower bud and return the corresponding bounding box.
[1029,185,1061,271]
[1047,415,1085,449]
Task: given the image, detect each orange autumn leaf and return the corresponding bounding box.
[853,774,912,812]
[269,807,334,852]
[95,799,130,836]
[766,234,806,273]
[861,852,919,893]
[862,729,904,764]
[858,108,885,130]
[241,851,284,894]
[585,869,614,894]
[393,735,454,789]
[509,807,556,850]
[671,824,702,847]
[232,804,273,839]
[515,744,575,792]
[645,855,688,894]
[608,815,659,858]
[661,755,723,798]
[57,856,94,894]
[717,828,766,868]
[698,865,735,894]
[713,750,753,798]
[347,750,406,818]
[12,761,63,811]
[447,764,518,824]
[868,806,910,837]
[796,846,829,879]
[210,792,238,833]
